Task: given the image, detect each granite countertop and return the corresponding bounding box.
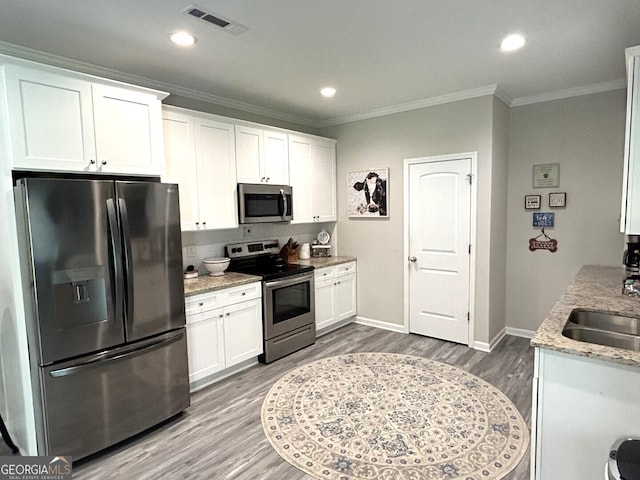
[184,272,261,297]
[294,256,357,268]
[531,265,640,367]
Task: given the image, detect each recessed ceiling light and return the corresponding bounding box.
[500,33,525,52]
[169,31,197,46]
[320,87,337,98]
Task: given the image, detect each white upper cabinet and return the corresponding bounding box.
[3,62,166,176]
[621,45,640,233]
[235,125,288,184]
[162,106,237,231]
[289,134,337,223]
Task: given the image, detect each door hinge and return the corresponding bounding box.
[467,173,473,185]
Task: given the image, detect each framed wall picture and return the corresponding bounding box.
[348,168,388,217]
[525,195,541,210]
[549,192,566,208]
[533,163,560,188]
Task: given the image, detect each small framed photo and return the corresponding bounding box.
[533,163,560,188]
[549,192,566,208]
[533,212,555,228]
[525,195,541,210]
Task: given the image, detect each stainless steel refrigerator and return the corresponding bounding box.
[14,177,190,460]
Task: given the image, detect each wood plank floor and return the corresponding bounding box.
[0,324,534,479]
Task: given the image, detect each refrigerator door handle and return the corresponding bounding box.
[118,197,135,327]
[48,330,185,378]
[106,198,124,326]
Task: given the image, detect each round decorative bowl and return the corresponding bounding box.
[203,257,230,276]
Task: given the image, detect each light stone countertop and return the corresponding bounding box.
[184,272,261,297]
[294,256,357,268]
[531,265,640,367]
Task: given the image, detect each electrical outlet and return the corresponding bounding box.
[186,245,196,258]
[243,226,253,237]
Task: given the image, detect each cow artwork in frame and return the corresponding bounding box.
[348,168,389,217]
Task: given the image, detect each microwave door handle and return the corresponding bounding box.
[280,188,287,219]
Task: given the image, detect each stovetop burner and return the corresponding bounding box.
[225,239,314,280]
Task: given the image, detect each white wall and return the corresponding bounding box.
[321,96,506,345]
[505,89,627,333]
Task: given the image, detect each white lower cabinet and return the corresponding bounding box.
[185,282,262,389]
[531,348,640,480]
[314,262,357,333]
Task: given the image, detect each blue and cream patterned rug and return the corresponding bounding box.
[261,352,528,480]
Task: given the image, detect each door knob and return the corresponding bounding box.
[408,256,417,262]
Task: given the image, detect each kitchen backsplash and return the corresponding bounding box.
[181,222,337,271]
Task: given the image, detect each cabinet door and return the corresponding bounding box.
[4,65,96,172]
[186,309,225,384]
[315,279,336,331]
[289,135,314,223]
[623,54,640,233]
[223,299,262,366]
[162,111,200,230]
[235,125,263,183]
[92,84,163,176]
[263,130,289,184]
[312,141,337,222]
[334,274,357,321]
[195,117,238,229]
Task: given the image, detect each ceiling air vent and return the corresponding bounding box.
[183,4,248,35]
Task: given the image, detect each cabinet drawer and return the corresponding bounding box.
[224,282,261,305]
[185,290,224,315]
[314,266,337,282]
[337,262,357,277]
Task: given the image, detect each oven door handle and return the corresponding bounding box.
[264,273,313,289]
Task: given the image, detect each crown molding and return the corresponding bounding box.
[317,85,499,127]
[0,41,628,129]
[0,41,320,128]
[510,79,626,107]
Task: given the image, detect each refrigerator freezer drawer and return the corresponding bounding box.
[40,329,190,460]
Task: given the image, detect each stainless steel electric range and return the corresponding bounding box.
[225,240,315,363]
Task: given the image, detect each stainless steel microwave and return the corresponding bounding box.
[238,183,292,224]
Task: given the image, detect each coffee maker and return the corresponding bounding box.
[624,235,640,278]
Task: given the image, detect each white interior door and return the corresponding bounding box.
[408,158,471,344]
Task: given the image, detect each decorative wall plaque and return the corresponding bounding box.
[529,229,558,252]
[533,163,560,188]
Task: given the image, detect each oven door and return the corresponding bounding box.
[263,273,315,340]
[238,183,292,223]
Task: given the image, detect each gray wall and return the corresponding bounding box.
[505,89,627,333]
[321,95,505,345]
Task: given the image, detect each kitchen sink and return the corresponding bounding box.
[567,309,640,336]
[562,309,640,351]
[563,326,640,351]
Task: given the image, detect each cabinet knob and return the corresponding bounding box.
[202,221,207,227]
[261,177,265,182]
[195,222,200,226]
[101,160,107,165]
[219,314,223,318]
[241,292,246,296]
[266,177,270,182]
[226,312,230,316]
[89,159,96,165]
[199,302,204,307]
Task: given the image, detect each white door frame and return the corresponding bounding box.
[403,152,478,346]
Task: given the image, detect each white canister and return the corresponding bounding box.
[299,243,311,259]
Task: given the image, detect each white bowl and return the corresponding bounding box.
[203,258,230,276]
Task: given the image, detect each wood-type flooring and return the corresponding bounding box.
[0,323,534,479]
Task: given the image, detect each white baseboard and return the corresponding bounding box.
[354,316,406,334]
[505,326,535,339]
[472,327,506,353]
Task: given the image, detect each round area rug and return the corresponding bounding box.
[261,352,528,480]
